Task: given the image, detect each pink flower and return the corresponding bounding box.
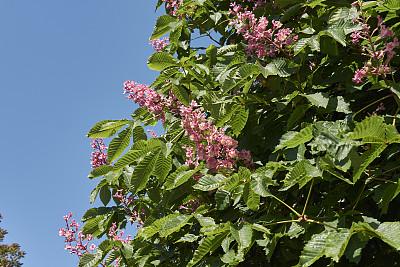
[149,37,169,52]
[90,138,109,168]
[380,25,393,38]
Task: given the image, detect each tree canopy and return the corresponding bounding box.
[61,0,400,266]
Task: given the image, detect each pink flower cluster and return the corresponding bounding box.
[113,189,145,229]
[59,212,97,258]
[90,138,109,168]
[124,80,252,173]
[350,4,399,83]
[229,2,297,58]
[181,101,252,172]
[109,222,132,244]
[162,0,182,17]
[123,80,182,123]
[149,37,169,52]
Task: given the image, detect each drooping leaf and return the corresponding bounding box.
[150,14,178,40]
[231,104,249,136]
[243,183,260,210]
[193,174,226,191]
[132,125,147,143]
[154,152,172,183]
[88,165,113,179]
[147,52,180,71]
[87,120,132,138]
[215,189,230,210]
[130,151,160,193]
[107,126,132,163]
[230,224,253,249]
[164,163,203,190]
[188,231,230,267]
[281,160,321,191]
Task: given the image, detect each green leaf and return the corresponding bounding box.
[193,174,226,191]
[172,84,190,106]
[88,165,113,179]
[353,221,400,250]
[222,63,260,93]
[154,152,172,183]
[99,185,111,206]
[216,44,239,56]
[231,104,249,136]
[250,173,274,197]
[164,163,203,190]
[281,3,302,22]
[294,35,320,55]
[243,183,260,210]
[297,229,352,266]
[323,27,346,46]
[130,151,160,193]
[259,58,299,78]
[348,116,399,143]
[79,251,103,267]
[275,125,313,151]
[158,214,192,237]
[352,144,387,183]
[147,52,180,71]
[87,120,131,138]
[194,214,216,227]
[132,126,147,143]
[287,104,311,129]
[215,189,230,210]
[150,15,177,40]
[113,150,148,171]
[107,126,132,163]
[343,234,368,264]
[104,250,120,265]
[281,160,320,191]
[137,213,192,239]
[230,224,253,249]
[188,231,230,267]
[303,93,351,113]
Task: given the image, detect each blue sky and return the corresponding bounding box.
[0,1,165,266]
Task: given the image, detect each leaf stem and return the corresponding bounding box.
[352,182,367,210]
[302,178,314,216]
[353,94,393,119]
[306,219,339,231]
[271,194,301,217]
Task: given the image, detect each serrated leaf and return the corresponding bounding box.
[188,231,230,267]
[231,104,249,136]
[243,183,260,210]
[294,35,320,55]
[88,165,113,179]
[250,173,274,197]
[352,144,387,183]
[216,44,239,56]
[297,229,352,266]
[230,224,253,249]
[353,221,400,250]
[324,27,346,46]
[151,15,177,40]
[104,250,120,265]
[275,126,313,152]
[113,150,148,171]
[158,214,192,237]
[87,120,131,138]
[194,214,216,227]
[107,127,132,163]
[79,251,103,267]
[99,185,111,206]
[222,63,260,93]
[172,84,190,106]
[193,174,226,191]
[348,116,400,143]
[137,213,191,239]
[164,163,203,190]
[281,160,320,191]
[132,126,147,143]
[154,152,172,183]
[130,151,160,193]
[148,52,180,71]
[287,104,311,129]
[215,189,230,210]
[259,58,299,78]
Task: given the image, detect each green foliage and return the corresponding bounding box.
[81,0,400,266]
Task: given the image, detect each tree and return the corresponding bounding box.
[0,213,26,267]
[61,0,400,266]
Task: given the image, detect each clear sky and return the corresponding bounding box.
[0,1,165,266]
